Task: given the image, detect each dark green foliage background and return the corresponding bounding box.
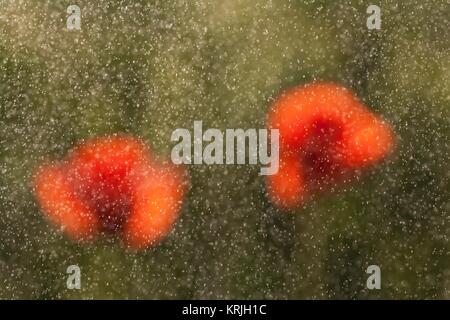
[0,0,448,299]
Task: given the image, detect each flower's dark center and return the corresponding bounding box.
[71,163,138,233]
[301,118,344,185]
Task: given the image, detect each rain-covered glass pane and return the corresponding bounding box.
[0,0,448,300]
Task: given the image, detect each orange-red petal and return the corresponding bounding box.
[34,164,98,240]
[124,165,187,249]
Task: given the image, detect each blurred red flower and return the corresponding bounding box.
[33,135,188,249]
[267,82,395,209]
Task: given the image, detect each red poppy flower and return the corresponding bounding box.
[267,82,394,209]
[33,135,188,249]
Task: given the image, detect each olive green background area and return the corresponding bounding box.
[0,0,448,299]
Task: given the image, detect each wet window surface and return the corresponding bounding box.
[0,1,448,299]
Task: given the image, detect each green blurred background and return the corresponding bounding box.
[0,0,448,299]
